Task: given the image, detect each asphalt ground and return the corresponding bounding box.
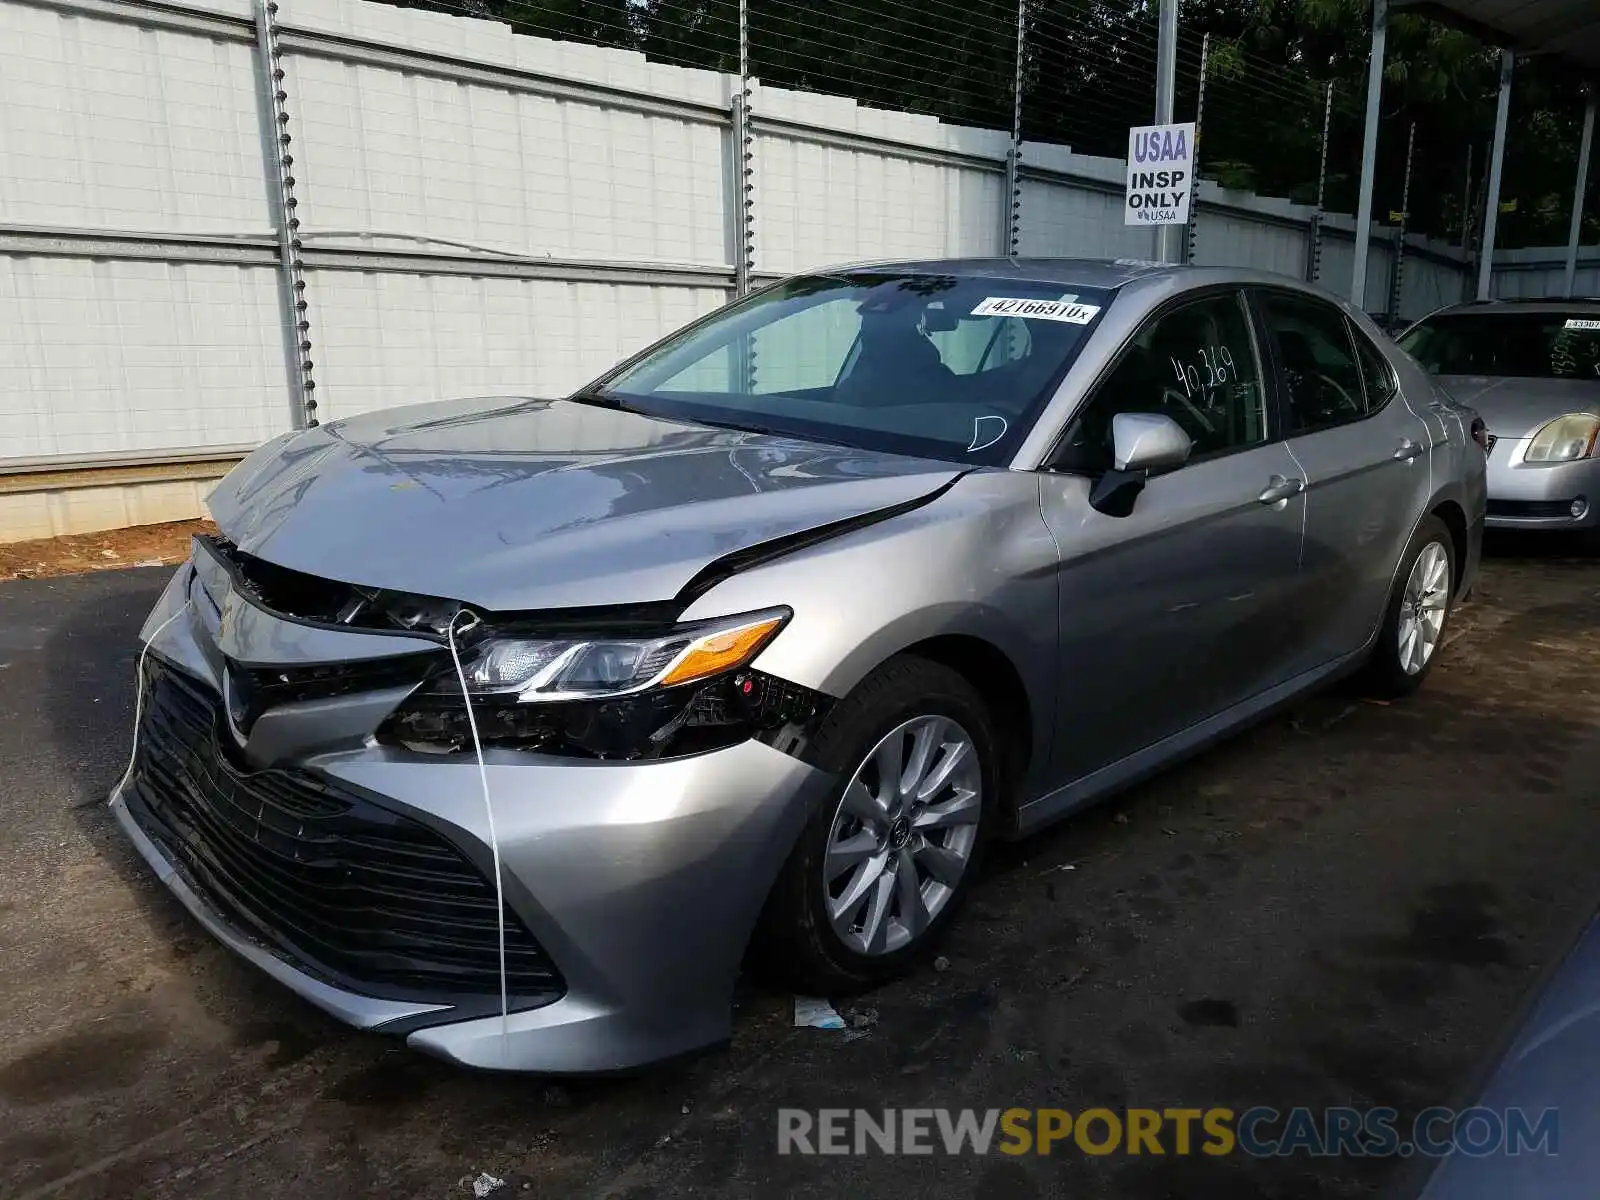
[2,536,1597,1199]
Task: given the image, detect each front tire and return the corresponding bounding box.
[1363,514,1455,698]
[756,656,999,995]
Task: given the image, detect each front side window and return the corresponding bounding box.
[595,273,1113,466]
[1055,291,1267,473]
[1398,311,1600,380]
[1258,292,1368,433]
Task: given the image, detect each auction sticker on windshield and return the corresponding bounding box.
[1563,318,1600,330]
[972,297,1101,324]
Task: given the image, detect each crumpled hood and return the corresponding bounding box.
[1436,375,1600,440]
[208,396,963,612]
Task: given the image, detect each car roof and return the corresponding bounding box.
[819,257,1335,295]
[1424,297,1600,318]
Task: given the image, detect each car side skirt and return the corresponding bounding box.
[1013,644,1370,837]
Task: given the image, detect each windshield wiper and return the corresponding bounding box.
[566,388,631,411]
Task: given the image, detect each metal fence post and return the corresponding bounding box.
[1153,0,1179,263]
[254,0,317,429]
[1464,139,1491,301]
[1003,0,1026,257]
[1387,121,1415,326]
[732,0,755,298]
[1562,88,1595,299]
[1184,33,1209,266]
[1307,81,1333,283]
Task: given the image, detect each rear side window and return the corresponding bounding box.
[1350,323,1398,410]
[1258,292,1369,433]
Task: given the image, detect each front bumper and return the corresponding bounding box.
[1483,436,1600,530]
[113,559,832,1072]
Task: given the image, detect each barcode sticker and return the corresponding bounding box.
[972,297,1101,324]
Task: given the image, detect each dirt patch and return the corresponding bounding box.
[0,519,214,582]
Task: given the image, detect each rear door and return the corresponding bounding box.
[1252,289,1434,669]
[1037,288,1307,786]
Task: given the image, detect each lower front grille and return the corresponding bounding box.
[1486,499,1577,519]
[124,656,564,1010]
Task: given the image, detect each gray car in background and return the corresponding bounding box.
[1398,299,1600,539]
[112,260,1485,1072]
[1400,903,1600,1199]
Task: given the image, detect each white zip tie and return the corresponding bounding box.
[446,610,510,1061]
[113,597,193,803]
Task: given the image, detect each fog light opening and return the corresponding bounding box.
[1572,496,1589,520]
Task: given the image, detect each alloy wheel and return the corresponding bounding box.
[822,715,982,956]
[1397,541,1450,675]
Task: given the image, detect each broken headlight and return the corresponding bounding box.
[461,609,789,700]
[378,608,824,759]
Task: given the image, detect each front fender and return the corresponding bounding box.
[677,471,1062,792]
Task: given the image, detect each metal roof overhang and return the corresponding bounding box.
[1390,0,1600,74]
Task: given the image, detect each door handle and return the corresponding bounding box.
[1258,475,1305,504]
[1394,439,1425,461]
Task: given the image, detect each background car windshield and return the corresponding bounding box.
[1399,312,1600,380]
[594,273,1113,465]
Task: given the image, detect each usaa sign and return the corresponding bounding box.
[1124,122,1195,227]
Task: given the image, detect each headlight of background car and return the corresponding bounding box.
[378,607,827,759]
[1523,413,1600,463]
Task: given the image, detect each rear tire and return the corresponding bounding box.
[754,656,999,995]
[1362,514,1455,699]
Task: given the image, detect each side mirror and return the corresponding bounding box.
[1088,413,1193,518]
[1110,412,1192,471]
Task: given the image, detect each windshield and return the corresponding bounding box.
[1399,312,1600,380]
[590,272,1113,465]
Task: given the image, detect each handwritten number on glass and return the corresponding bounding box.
[1171,345,1236,396]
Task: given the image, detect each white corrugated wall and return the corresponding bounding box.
[8,0,1585,543]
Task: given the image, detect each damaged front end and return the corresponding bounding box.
[198,534,832,763]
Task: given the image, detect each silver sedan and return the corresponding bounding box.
[1398,298,1600,539]
[113,260,1485,1072]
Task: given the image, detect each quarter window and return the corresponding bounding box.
[1055,291,1267,472]
[1350,322,1398,411]
[1258,293,1368,432]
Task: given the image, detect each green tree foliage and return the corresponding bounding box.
[384,0,1595,247]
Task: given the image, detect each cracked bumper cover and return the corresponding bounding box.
[113,562,833,1073]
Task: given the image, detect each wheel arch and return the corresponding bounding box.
[897,633,1034,826]
[1429,497,1469,594]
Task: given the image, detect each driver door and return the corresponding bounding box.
[1036,289,1308,789]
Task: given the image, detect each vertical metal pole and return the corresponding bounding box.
[1463,141,1489,302]
[1184,33,1210,266]
[1388,122,1415,326]
[1153,0,1179,263]
[1003,0,1026,257]
[732,0,754,298]
[254,0,316,428]
[1460,142,1473,245]
[1350,0,1387,309]
[1477,49,1514,301]
[1563,89,1596,298]
[1307,80,1333,282]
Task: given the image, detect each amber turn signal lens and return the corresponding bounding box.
[659,616,786,687]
